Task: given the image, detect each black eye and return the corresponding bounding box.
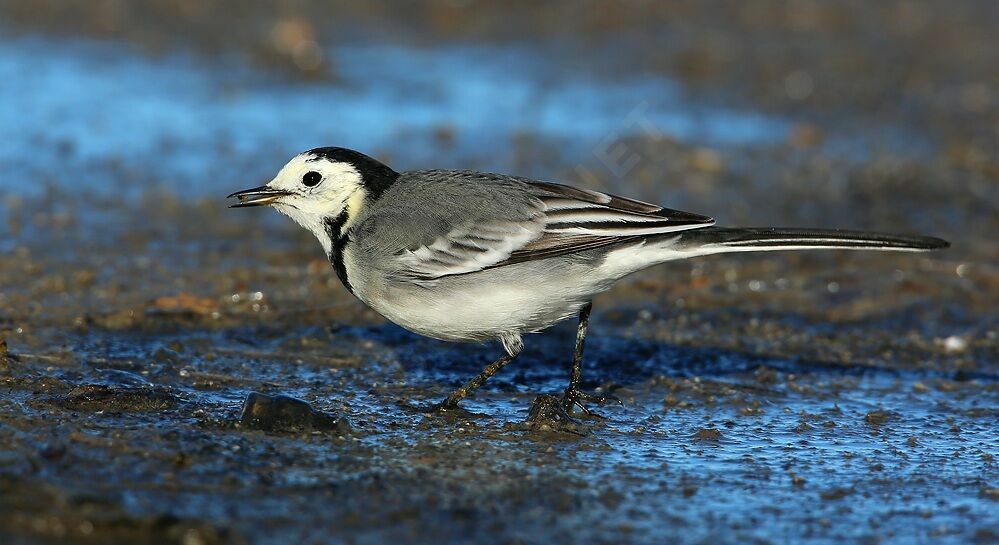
[302,171,322,187]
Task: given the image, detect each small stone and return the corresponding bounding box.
[864,410,894,427]
[39,443,67,460]
[754,366,778,384]
[692,428,722,442]
[820,487,852,501]
[942,336,968,353]
[0,336,8,372]
[55,384,180,412]
[152,346,183,364]
[149,293,219,316]
[238,392,350,434]
[738,401,764,416]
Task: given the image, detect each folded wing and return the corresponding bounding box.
[502,181,714,265]
[385,175,714,281]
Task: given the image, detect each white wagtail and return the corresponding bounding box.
[228,147,948,414]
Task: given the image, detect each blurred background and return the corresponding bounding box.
[0,2,996,544]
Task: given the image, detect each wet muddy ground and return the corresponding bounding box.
[1,2,997,544]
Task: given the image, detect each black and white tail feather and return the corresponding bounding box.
[671,226,949,255]
[528,181,946,256]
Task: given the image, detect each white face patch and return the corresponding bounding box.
[264,153,367,253]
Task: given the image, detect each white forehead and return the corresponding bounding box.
[270,153,362,190]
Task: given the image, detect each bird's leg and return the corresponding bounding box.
[560,302,620,417]
[436,345,521,411]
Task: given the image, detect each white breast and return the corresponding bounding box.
[345,247,594,343]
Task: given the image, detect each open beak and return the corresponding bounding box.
[226,185,292,208]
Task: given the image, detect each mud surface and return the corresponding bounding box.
[1,2,997,544]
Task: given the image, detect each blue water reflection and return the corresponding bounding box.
[0,35,791,197]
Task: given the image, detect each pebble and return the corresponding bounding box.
[942,336,968,353]
[238,392,350,434]
[0,336,8,371]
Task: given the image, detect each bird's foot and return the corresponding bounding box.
[406,397,480,418]
[560,386,622,419]
[525,394,589,435]
[424,399,456,413]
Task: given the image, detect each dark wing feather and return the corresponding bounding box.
[391,210,547,281]
[497,181,714,266]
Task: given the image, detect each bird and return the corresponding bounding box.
[228,147,949,416]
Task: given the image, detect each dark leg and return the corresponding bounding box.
[567,302,592,392]
[561,302,620,416]
[437,344,521,411]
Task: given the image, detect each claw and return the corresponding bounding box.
[525,394,589,435]
[560,387,622,418]
[528,394,579,424]
[423,399,474,415]
[399,398,468,416]
[426,400,455,413]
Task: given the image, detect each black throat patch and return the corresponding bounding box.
[323,211,353,294]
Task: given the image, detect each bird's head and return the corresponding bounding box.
[228,147,398,254]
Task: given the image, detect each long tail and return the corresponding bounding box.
[668,227,949,258]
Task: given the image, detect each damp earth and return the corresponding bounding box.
[1,2,997,544]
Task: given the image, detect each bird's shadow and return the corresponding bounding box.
[330,320,996,395]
